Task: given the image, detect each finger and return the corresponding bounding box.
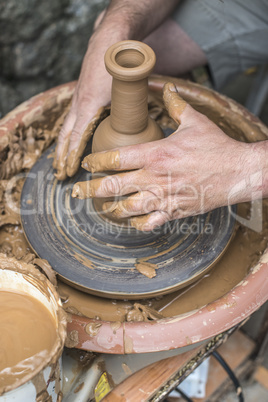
[102,191,161,219]
[54,112,76,180]
[71,170,146,199]
[54,138,70,180]
[131,211,169,231]
[82,150,120,173]
[66,106,109,177]
[163,82,188,125]
[82,141,153,173]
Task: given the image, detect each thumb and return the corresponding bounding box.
[163,82,194,126]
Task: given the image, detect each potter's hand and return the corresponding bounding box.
[52,7,113,180]
[52,61,112,180]
[53,0,180,180]
[72,82,264,231]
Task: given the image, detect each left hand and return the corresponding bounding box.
[72,82,261,231]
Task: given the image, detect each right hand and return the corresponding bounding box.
[72,82,261,231]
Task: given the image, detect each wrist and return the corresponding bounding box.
[250,140,268,198]
[230,140,268,204]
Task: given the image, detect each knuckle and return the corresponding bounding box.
[151,145,170,165]
[158,198,169,213]
[58,128,68,142]
[70,130,82,145]
[71,129,82,143]
[144,197,159,213]
[102,176,121,196]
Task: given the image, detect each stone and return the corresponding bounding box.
[0,0,109,117]
[0,79,18,118]
[0,0,69,45]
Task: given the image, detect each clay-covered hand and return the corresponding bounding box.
[52,67,111,181]
[53,0,181,181]
[72,82,263,231]
[52,9,114,181]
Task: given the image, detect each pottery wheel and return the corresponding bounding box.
[21,139,236,299]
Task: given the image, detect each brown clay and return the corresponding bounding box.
[0,290,57,388]
[135,261,158,279]
[54,106,110,180]
[57,200,268,321]
[82,150,120,173]
[74,41,164,223]
[0,225,31,260]
[163,82,187,124]
[92,41,163,152]
[0,254,66,395]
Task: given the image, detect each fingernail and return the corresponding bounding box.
[82,156,95,173]
[71,181,93,198]
[71,184,82,198]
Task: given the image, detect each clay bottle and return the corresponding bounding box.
[92,40,164,224]
[92,40,163,152]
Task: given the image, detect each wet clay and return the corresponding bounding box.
[54,106,110,180]
[0,290,57,388]
[0,179,22,227]
[1,76,268,324]
[0,105,69,181]
[0,225,31,259]
[163,82,187,124]
[82,150,120,174]
[75,41,163,223]
[56,200,268,321]
[0,254,66,396]
[0,225,57,286]
[135,261,158,279]
[92,41,163,152]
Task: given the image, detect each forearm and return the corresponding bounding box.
[101,0,180,41]
[76,0,180,107]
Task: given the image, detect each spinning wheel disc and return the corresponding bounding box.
[21,143,236,299]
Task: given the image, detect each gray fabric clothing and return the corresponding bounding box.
[173,0,268,89]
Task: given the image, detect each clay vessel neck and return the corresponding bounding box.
[93,41,164,154]
[111,77,148,134]
[106,41,155,136]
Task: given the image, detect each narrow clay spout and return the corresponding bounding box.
[92,40,163,224]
